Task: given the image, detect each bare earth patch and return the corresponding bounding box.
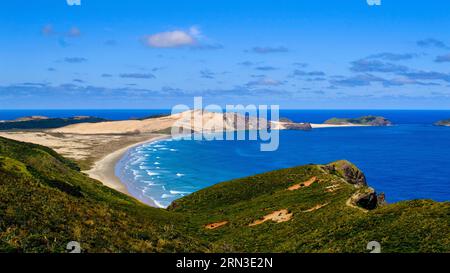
[205,221,228,230]
[325,184,341,193]
[249,209,293,226]
[288,176,317,191]
[303,203,329,212]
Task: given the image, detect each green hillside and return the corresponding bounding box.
[0,116,107,131]
[0,137,448,253]
[0,137,205,253]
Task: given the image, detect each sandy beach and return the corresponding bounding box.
[83,134,169,207]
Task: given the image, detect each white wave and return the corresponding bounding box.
[141,180,158,184]
[169,190,191,195]
[130,157,145,165]
[146,171,159,176]
[161,194,175,199]
[153,199,167,208]
[176,173,185,177]
[154,162,160,165]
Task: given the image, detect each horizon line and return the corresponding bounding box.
[1,108,450,111]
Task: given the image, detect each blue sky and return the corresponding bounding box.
[1,0,450,109]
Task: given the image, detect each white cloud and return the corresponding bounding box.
[145,27,200,48]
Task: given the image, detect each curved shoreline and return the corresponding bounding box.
[82,125,373,208]
[83,134,170,207]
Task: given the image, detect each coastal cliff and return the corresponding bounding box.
[0,136,448,253]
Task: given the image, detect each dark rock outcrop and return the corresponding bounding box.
[324,160,367,186]
[355,192,378,210]
[282,122,312,130]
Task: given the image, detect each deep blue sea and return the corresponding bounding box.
[2,109,449,208]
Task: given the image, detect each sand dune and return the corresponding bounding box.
[50,115,177,135]
[50,110,311,135]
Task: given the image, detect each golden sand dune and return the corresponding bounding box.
[49,110,266,135]
[50,115,177,135]
[46,109,364,135]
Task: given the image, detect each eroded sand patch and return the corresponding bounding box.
[303,203,329,212]
[288,176,317,191]
[325,184,341,193]
[249,209,293,226]
[205,221,228,229]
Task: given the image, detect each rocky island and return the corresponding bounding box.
[324,116,392,126]
[434,119,450,127]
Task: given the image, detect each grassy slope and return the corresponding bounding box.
[169,164,449,252]
[0,137,449,253]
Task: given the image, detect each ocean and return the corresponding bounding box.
[2,109,449,208]
[114,110,450,208]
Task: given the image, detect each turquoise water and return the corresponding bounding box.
[115,111,450,208]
